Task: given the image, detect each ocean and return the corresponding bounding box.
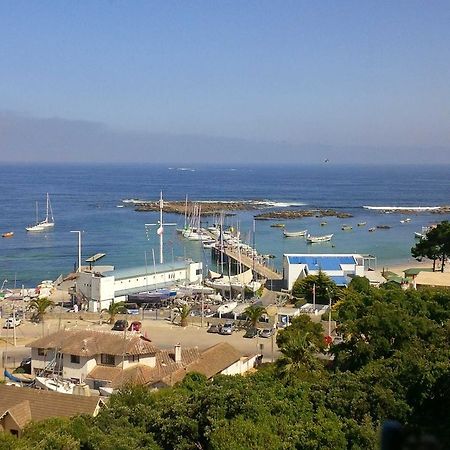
[1,163,449,287]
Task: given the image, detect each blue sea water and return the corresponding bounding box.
[0,163,449,287]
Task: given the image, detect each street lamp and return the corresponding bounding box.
[70,231,82,272]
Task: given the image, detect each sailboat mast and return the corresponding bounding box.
[35,201,39,224]
[158,191,164,264]
[184,194,188,229]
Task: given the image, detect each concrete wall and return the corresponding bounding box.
[220,355,259,376]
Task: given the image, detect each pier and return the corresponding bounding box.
[211,245,282,281]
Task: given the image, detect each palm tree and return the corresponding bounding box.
[102,301,125,324]
[176,304,191,327]
[276,331,321,381]
[244,304,267,328]
[28,297,54,336]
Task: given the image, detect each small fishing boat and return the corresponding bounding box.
[270,223,285,228]
[283,229,307,237]
[368,227,376,232]
[341,225,352,231]
[306,233,333,243]
[376,225,391,229]
[320,222,327,226]
[2,232,14,238]
[357,222,367,226]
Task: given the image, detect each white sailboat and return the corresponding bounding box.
[26,193,54,232]
[35,376,76,394]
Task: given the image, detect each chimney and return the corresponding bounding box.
[174,343,182,363]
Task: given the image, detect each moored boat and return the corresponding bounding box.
[368,227,376,232]
[2,231,14,238]
[306,233,333,243]
[357,222,367,226]
[341,225,352,231]
[283,229,307,237]
[35,376,76,394]
[26,194,54,232]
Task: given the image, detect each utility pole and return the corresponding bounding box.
[12,305,16,347]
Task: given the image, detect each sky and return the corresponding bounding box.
[1,0,449,164]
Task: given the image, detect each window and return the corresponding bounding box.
[70,354,80,364]
[37,348,47,356]
[196,269,202,275]
[100,354,115,366]
[130,355,140,362]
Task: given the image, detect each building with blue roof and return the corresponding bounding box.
[75,259,203,312]
[283,254,366,290]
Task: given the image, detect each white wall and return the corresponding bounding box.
[220,355,259,376]
[62,354,97,381]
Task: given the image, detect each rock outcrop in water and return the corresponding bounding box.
[254,209,353,220]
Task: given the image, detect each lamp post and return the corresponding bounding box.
[70,231,82,272]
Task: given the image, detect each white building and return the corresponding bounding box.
[283,253,366,290]
[75,260,203,312]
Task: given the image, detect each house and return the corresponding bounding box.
[28,330,260,392]
[28,329,158,390]
[0,385,103,437]
[283,253,368,290]
[75,260,203,312]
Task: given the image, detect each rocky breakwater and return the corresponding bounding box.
[134,200,262,216]
[254,209,353,220]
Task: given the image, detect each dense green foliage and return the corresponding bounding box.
[2,285,450,449]
[411,220,450,272]
[291,270,337,303]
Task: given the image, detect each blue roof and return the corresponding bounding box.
[330,276,350,286]
[287,255,356,271]
[103,260,194,280]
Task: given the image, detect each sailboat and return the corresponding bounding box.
[26,193,55,232]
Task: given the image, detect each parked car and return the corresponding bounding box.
[259,328,275,338]
[243,327,259,339]
[219,322,234,335]
[128,321,142,332]
[207,324,220,333]
[4,317,21,328]
[123,303,140,315]
[111,320,128,331]
[277,321,289,329]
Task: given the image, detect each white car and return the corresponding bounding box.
[4,317,21,328]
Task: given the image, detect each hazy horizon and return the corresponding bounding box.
[1,1,449,164]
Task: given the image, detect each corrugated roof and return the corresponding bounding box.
[0,385,102,427]
[28,330,158,357]
[103,261,193,280]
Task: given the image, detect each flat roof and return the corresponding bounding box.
[103,260,197,280]
[286,255,357,271]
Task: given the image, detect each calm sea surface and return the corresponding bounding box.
[1,164,449,287]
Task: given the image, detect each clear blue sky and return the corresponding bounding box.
[1,1,449,163]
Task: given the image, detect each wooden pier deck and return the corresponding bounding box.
[221,246,283,280]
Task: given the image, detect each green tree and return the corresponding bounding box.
[102,301,125,324]
[348,276,371,293]
[276,315,326,380]
[292,270,337,303]
[243,304,267,328]
[411,220,450,272]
